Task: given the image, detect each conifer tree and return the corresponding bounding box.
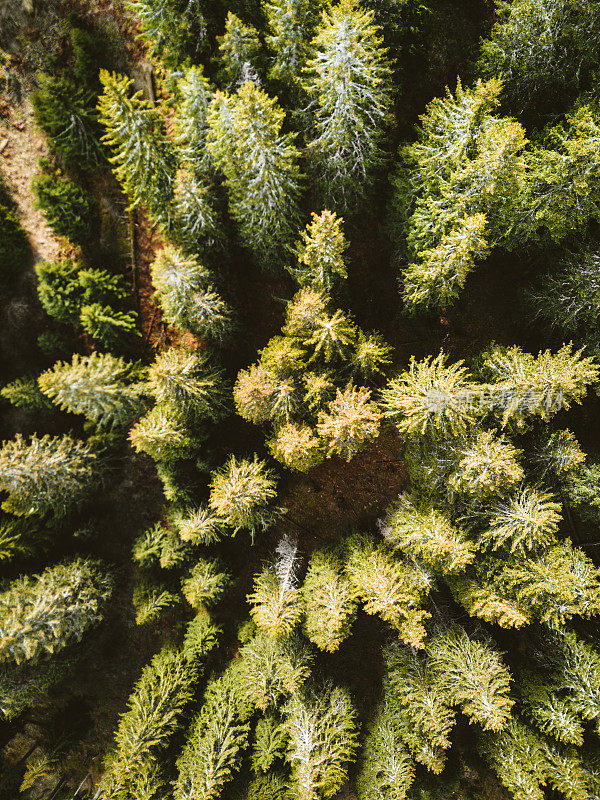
[305,309,356,363]
[264,0,322,87]
[172,506,224,545]
[172,168,221,251]
[317,384,381,461]
[150,246,233,340]
[283,685,359,800]
[208,455,279,537]
[252,715,288,773]
[182,559,230,609]
[217,12,262,86]
[38,352,146,429]
[173,66,213,172]
[248,538,303,637]
[174,673,251,800]
[268,422,323,472]
[292,210,348,291]
[98,71,175,229]
[303,0,392,212]
[238,631,310,711]
[282,287,329,338]
[148,347,227,422]
[0,434,97,517]
[351,330,393,379]
[447,564,531,630]
[129,405,201,463]
[480,718,548,800]
[478,485,562,553]
[0,558,112,667]
[449,431,524,498]
[79,303,139,347]
[385,493,474,573]
[426,626,514,731]
[565,460,600,525]
[125,0,206,67]
[102,647,198,800]
[132,576,180,625]
[345,534,431,648]
[302,549,357,652]
[530,429,586,481]
[1,375,53,412]
[206,81,302,265]
[381,352,479,438]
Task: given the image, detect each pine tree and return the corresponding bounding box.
[303,0,392,212]
[38,352,146,429]
[1,375,53,412]
[217,12,262,86]
[174,673,251,800]
[182,559,230,609]
[345,534,431,648]
[529,428,585,481]
[426,626,514,731]
[381,352,479,438]
[478,485,562,553]
[148,347,227,422]
[483,343,599,427]
[477,0,600,116]
[268,422,323,472]
[252,715,288,773]
[129,405,201,463]
[173,65,213,172]
[98,70,175,228]
[351,330,393,379]
[302,548,357,652]
[79,302,138,346]
[150,245,233,340]
[384,493,474,573]
[283,685,359,800]
[206,81,302,265]
[0,558,112,666]
[248,538,303,637]
[317,384,381,461]
[172,506,224,545]
[0,434,97,517]
[264,0,322,87]
[238,631,310,711]
[125,0,206,67]
[356,694,415,800]
[208,455,279,537]
[292,210,348,291]
[282,287,329,339]
[102,647,198,800]
[304,309,356,363]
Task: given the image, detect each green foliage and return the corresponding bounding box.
[565,460,600,524]
[129,404,201,462]
[283,685,359,800]
[148,347,227,422]
[174,673,251,800]
[1,375,53,412]
[0,558,111,666]
[252,715,288,773]
[79,303,139,346]
[264,0,322,87]
[208,455,279,537]
[103,647,197,800]
[426,627,514,731]
[132,522,170,568]
[0,433,97,517]
[477,0,600,116]
[217,12,262,86]
[0,514,37,564]
[303,0,392,212]
[248,538,303,638]
[150,245,233,340]
[291,209,348,291]
[267,422,323,472]
[530,429,585,480]
[206,81,302,265]
[317,384,381,460]
[32,161,99,245]
[182,558,230,608]
[480,718,548,800]
[172,506,224,545]
[125,0,207,67]
[183,610,221,662]
[38,352,146,429]
[302,548,357,652]
[0,200,29,291]
[345,534,431,648]
[238,631,310,711]
[132,576,179,625]
[173,65,213,172]
[385,493,474,573]
[98,70,175,228]
[351,330,393,379]
[478,485,562,554]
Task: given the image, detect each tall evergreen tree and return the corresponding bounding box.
[208,455,279,537]
[303,0,392,212]
[316,384,381,461]
[206,81,302,265]
[0,434,97,517]
[238,631,310,711]
[38,352,146,429]
[302,548,357,652]
[291,209,348,291]
[264,0,323,87]
[248,538,303,638]
[217,12,262,87]
[98,71,175,229]
[125,0,207,67]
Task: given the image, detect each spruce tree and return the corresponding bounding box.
[238,631,310,711]
[448,431,523,497]
[248,538,303,638]
[206,81,302,265]
[38,352,146,429]
[129,405,201,463]
[217,12,262,86]
[283,685,358,800]
[125,0,206,67]
[0,434,97,517]
[351,330,393,379]
[292,209,348,291]
[208,455,279,537]
[98,70,176,229]
[173,65,213,172]
[302,549,357,652]
[303,0,392,212]
[102,647,198,800]
[304,309,356,363]
[79,302,138,347]
[150,245,233,340]
[316,384,381,461]
[264,0,322,87]
[478,485,562,553]
[267,422,323,472]
[182,558,230,609]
